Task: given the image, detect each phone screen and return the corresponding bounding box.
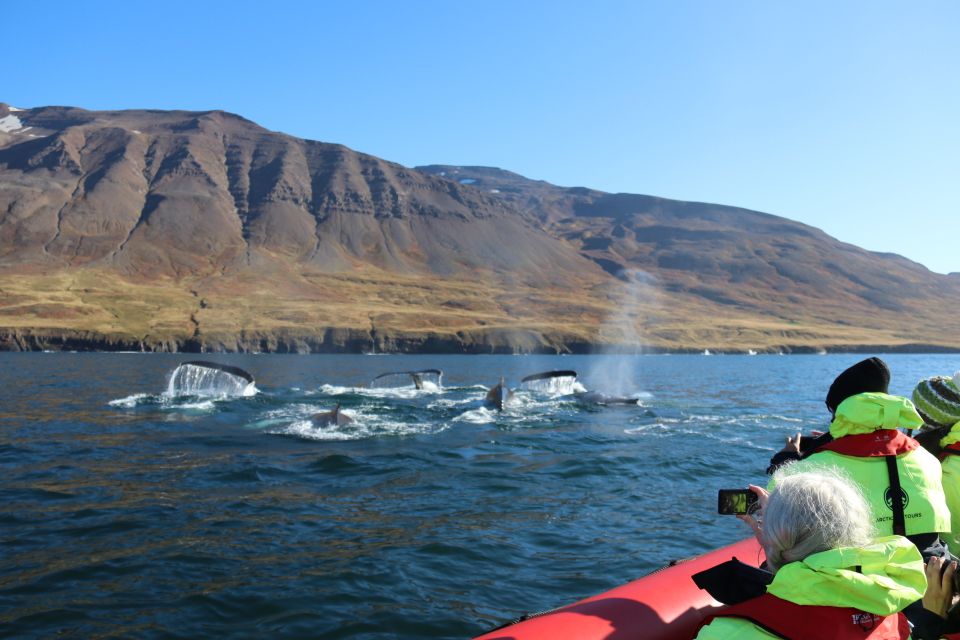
[717,489,758,515]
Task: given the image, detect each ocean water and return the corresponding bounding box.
[1,352,956,639]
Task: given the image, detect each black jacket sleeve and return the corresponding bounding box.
[765,450,802,475]
[766,432,834,475]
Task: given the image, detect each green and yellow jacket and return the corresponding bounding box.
[775,393,951,538]
[936,424,960,549]
[695,536,926,639]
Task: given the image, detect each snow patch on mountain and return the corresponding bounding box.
[0,114,24,132]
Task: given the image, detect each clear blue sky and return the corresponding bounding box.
[6,1,959,273]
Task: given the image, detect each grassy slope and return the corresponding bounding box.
[3,265,956,352]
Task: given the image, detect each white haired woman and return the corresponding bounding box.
[694,467,955,639]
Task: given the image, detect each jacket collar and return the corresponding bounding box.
[766,536,925,615]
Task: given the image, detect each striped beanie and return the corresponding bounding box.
[912,374,960,429]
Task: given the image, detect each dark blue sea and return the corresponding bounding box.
[1,353,956,639]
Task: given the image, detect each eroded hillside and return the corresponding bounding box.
[1,103,958,353]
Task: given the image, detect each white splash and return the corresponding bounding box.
[172,400,218,411]
[108,393,152,408]
[455,407,498,424]
[257,404,442,441]
[316,383,440,400]
[427,396,477,410]
[107,393,218,411]
[277,419,357,441]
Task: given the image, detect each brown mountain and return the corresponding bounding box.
[416,165,960,351]
[1,102,958,353]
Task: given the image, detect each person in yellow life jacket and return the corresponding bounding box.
[767,357,952,558]
[694,467,954,640]
[912,373,960,552]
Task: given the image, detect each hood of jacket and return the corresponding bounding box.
[829,392,924,438]
[939,420,960,447]
[767,535,925,615]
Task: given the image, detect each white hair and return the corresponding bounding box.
[762,466,875,571]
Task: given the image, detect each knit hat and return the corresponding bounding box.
[825,357,891,414]
[912,374,960,429]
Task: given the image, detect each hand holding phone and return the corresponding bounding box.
[717,489,760,515]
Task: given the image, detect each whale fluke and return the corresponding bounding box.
[520,370,577,384]
[181,360,254,383]
[519,370,579,395]
[167,361,256,397]
[370,369,443,390]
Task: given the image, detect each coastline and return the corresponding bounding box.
[3,328,958,355]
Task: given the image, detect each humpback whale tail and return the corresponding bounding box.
[515,369,639,405]
[519,370,579,395]
[370,369,443,390]
[166,361,256,397]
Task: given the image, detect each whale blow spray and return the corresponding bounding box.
[586,269,658,398]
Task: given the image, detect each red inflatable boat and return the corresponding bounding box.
[474,537,764,640]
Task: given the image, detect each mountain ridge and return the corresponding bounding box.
[2,102,959,353]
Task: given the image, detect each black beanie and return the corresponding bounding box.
[825,357,891,413]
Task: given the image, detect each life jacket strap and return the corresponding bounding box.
[884,455,907,537]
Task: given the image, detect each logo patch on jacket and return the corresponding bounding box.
[852,612,882,629]
[884,486,909,511]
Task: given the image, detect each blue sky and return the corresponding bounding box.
[6,1,959,273]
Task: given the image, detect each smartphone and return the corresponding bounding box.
[717,489,759,515]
